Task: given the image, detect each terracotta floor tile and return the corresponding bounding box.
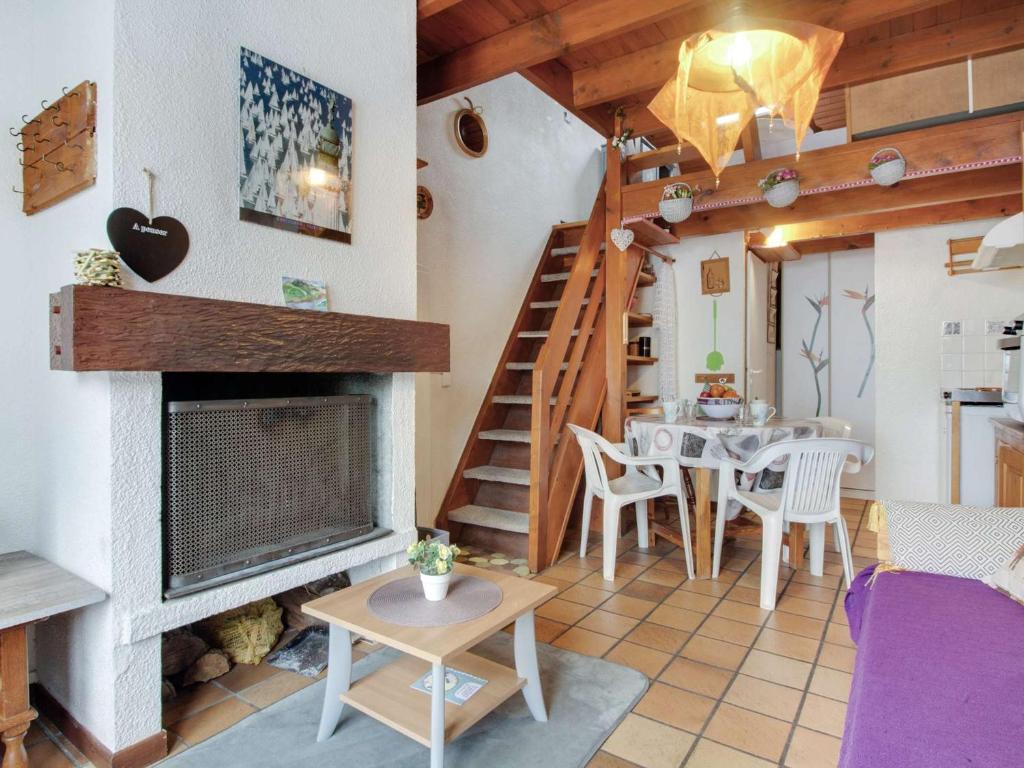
[704,703,791,762]
[724,674,803,721]
[536,597,593,625]
[831,607,849,626]
[534,616,571,643]
[532,574,575,593]
[543,564,594,583]
[739,650,812,690]
[618,551,663,566]
[784,726,842,768]
[634,682,716,733]
[560,583,614,607]
[680,635,748,671]
[558,554,603,571]
[163,681,230,725]
[678,580,732,597]
[697,616,760,647]
[215,661,279,692]
[648,604,704,632]
[169,697,257,745]
[552,626,618,657]
[798,693,847,738]
[784,582,838,604]
[604,641,673,678]
[239,671,315,708]
[578,609,641,638]
[726,585,765,607]
[686,738,776,768]
[637,568,685,588]
[25,721,47,747]
[602,713,695,768]
[765,611,826,640]
[754,628,821,662]
[612,561,650,579]
[711,600,770,627]
[648,557,689,576]
[818,642,856,673]
[580,572,634,592]
[166,729,191,757]
[625,622,690,654]
[735,573,767,590]
[792,571,842,588]
[24,740,74,768]
[658,657,733,699]
[620,580,674,603]
[808,667,852,703]
[824,622,855,648]
[586,750,639,768]
[664,590,718,613]
[601,593,658,619]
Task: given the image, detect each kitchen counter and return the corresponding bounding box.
[992,418,1024,506]
[992,418,1024,453]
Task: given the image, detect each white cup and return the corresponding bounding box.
[750,400,776,425]
[663,399,680,422]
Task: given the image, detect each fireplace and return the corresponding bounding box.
[163,393,386,598]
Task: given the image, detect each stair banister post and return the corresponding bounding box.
[528,346,551,572]
[603,118,627,460]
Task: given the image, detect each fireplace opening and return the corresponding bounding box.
[161,373,391,598]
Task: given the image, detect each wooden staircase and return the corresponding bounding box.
[436,185,672,571]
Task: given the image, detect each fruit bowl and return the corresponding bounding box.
[698,397,741,420]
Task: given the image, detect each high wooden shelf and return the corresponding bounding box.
[49,284,450,373]
[628,312,653,327]
[627,355,658,365]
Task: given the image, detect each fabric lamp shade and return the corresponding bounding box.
[648,16,843,179]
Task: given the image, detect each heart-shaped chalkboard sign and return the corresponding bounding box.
[106,208,190,282]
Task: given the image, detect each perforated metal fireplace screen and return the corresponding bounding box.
[163,395,378,597]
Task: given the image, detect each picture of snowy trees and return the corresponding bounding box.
[239,47,354,243]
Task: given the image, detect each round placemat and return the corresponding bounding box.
[366,574,503,627]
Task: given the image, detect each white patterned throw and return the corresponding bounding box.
[882,500,1024,580]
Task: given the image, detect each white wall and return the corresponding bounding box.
[875,218,1024,501]
[415,74,601,523]
[4,0,417,752]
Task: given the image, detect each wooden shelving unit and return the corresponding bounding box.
[628,312,653,327]
[627,355,658,365]
[637,271,656,287]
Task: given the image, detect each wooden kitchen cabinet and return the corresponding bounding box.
[993,419,1024,507]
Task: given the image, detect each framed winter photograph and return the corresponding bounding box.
[239,47,353,243]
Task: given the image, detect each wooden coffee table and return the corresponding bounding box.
[303,564,555,768]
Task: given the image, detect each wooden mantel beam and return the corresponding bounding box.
[623,111,1024,219]
[417,0,702,104]
[570,0,953,110]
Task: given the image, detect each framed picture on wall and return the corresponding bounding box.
[767,261,780,345]
[239,47,354,243]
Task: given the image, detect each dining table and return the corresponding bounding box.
[625,415,823,578]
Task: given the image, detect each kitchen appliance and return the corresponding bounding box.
[944,389,1003,506]
[1000,314,1024,423]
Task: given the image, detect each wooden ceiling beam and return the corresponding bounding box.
[570,0,953,110]
[823,5,1024,90]
[623,110,1024,218]
[417,0,705,105]
[417,0,464,20]
[519,61,613,137]
[791,233,874,255]
[672,165,1020,236]
[625,143,705,174]
[750,195,1021,241]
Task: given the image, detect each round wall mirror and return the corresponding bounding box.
[454,98,488,158]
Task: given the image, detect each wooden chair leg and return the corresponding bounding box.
[1,723,30,768]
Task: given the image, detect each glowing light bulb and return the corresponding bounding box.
[727,33,753,68]
[308,167,328,187]
[765,226,788,247]
[715,112,740,126]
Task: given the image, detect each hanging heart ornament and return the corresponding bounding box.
[610,227,634,252]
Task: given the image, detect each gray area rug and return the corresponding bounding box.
[160,631,647,768]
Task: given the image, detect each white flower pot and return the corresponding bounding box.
[870,158,905,186]
[763,179,799,208]
[420,571,452,601]
[659,196,693,223]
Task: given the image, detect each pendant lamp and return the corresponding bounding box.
[648,14,843,180]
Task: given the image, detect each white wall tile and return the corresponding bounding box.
[940,371,963,390]
[940,354,962,371]
[963,353,986,371]
[963,335,986,354]
[940,336,964,354]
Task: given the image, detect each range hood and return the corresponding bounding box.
[971,212,1024,270]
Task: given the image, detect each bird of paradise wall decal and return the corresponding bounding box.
[842,286,876,398]
[800,294,830,416]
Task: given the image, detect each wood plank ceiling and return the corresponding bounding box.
[417,0,1024,145]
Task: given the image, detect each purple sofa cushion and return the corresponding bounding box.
[841,564,1024,768]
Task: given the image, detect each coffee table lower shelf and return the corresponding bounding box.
[340,650,525,747]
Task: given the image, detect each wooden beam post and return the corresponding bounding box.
[604,115,626,448]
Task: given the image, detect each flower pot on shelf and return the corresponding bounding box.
[658,182,693,223]
[869,147,906,186]
[762,178,799,208]
[420,571,452,601]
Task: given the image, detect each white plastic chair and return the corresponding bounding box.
[570,424,695,582]
[807,417,853,438]
[712,438,874,610]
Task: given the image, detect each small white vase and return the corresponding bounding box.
[869,154,906,186]
[763,179,799,208]
[420,571,452,601]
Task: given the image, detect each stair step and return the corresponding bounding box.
[479,429,559,444]
[448,504,530,534]
[550,243,606,257]
[464,465,531,486]
[506,362,568,371]
[518,329,582,339]
[530,298,591,310]
[541,269,599,283]
[492,395,558,406]
[637,271,656,287]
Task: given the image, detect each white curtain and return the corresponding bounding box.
[652,255,678,402]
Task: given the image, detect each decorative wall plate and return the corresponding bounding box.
[417,186,433,219]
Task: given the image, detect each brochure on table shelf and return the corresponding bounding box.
[410,667,487,706]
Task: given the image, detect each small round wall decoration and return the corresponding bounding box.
[417,185,434,219]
